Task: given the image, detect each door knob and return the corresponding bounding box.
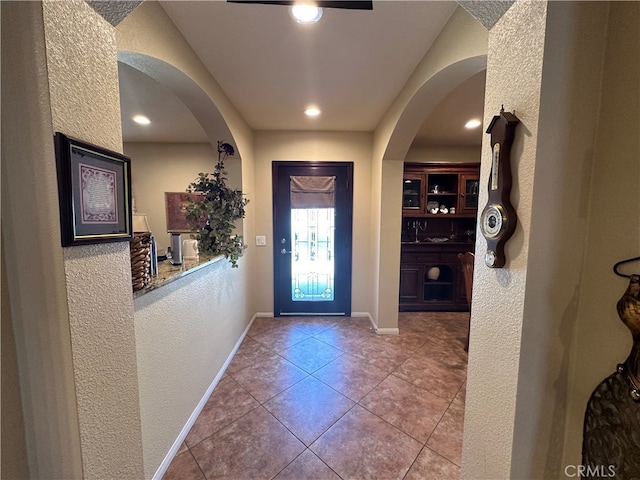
[281,248,292,255]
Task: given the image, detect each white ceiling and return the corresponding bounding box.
[119,1,486,148]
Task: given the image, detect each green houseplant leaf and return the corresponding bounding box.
[185,141,249,268]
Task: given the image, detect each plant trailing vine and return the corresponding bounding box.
[185,141,249,268]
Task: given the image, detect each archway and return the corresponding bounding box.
[383,55,487,163]
[118,51,239,155]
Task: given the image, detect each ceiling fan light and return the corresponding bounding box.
[465,119,481,129]
[290,3,323,24]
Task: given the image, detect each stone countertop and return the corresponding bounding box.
[133,254,223,298]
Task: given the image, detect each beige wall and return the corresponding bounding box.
[512,2,611,476]
[376,159,404,331]
[462,2,636,478]
[2,2,85,476]
[462,4,547,475]
[124,142,242,253]
[372,8,488,329]
[8,2,637,478]
[252,131,373,315]
[117,1,253,162]
[563,1,640,468]
[374,7,488,163]
[134,257,251,477]
[404,146,481,164]
[43,2,145,477]
[1,239,30,479]
[2,0,145,477]
[117,5,257,477]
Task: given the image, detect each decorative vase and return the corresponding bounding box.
[427,266,440,281]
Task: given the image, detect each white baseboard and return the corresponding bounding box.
[352,312,378,332]
[375,327,400,335]
[152,314,257,480]
[352,312,398,335]
[255,311,274,317]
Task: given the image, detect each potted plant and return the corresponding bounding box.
[185,141,249,267]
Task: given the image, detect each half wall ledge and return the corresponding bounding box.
[133,254,224,298]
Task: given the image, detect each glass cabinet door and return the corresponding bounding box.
[402,176,423,211]
[459,174,479,214]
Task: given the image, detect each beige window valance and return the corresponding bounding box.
[290,175,335,208]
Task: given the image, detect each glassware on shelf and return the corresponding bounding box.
[412,219,427,242]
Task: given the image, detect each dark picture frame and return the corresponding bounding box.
[165,192,205,233]
[54,132,133,246]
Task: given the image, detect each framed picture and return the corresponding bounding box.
[165,192,205,233]
[55,132,133,246]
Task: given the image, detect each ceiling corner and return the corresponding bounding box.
[86,0,144,27]
[457,1,514,30]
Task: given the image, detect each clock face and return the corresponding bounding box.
[481,204,506,239]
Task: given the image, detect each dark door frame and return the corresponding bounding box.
[272,161,353,316]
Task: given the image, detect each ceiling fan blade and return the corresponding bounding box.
[227,0,373,10]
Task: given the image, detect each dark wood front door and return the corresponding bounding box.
[272,161,353,316]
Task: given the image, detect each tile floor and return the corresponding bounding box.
[163,312,469,480]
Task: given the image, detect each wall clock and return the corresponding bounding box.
[480,107,520,268]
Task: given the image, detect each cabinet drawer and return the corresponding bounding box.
[401,253,440,264]
[440,252,462,263]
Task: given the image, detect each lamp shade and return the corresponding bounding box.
[133,213,150,233]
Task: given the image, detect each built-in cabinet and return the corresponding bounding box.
[400,163,480,312]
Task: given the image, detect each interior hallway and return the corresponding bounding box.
[163,313,468,480]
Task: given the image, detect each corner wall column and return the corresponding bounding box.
[2,1,145,477]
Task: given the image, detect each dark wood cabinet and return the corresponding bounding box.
[399,163,479,312]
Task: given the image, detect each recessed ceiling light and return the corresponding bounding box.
[133,115,151,125]
[465,119,481,129]
[290,3,323,24]
[304,107,321,117]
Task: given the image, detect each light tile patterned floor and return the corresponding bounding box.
[163,312,468,480]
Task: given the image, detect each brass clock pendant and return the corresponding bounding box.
[480,107,520,268]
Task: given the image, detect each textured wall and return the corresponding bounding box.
[462,2,547,478]
[458,1,514,29]
[563,1,640,468]
[462,2,623,478]
[512,2,609,476]
[376,159,404,330]
[42,0,144,477]
[252,131,373,315]
[1,1,84,477]
[116,5,255,476]
[1,240,30,479]
[124,142,242,252]
[134,259,251,477]
[87,0,143,26]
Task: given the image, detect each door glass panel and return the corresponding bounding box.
[291,208,335,301]
[290,176,335,302]
[464,179,479,209]
[403,179,421,208]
